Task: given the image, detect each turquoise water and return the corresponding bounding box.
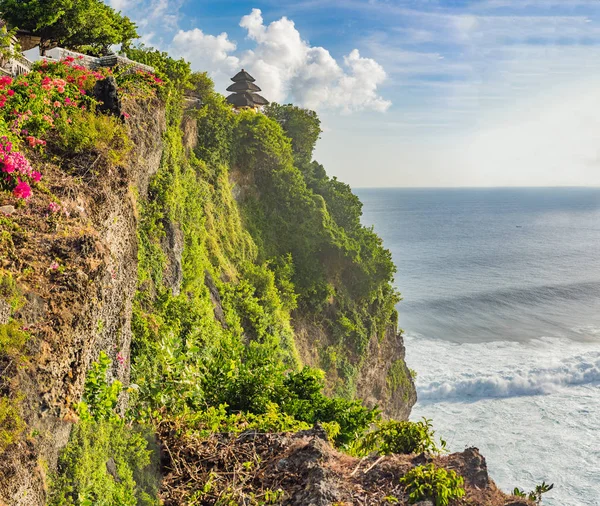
[357,187,600,506]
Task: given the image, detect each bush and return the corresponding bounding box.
[49,419,158,506]
[400,464,465,506]
[77,351,122,422]
[350,418,446,456]
[50,354,159,506]
[0,395,25,453]
[275,366,380,446]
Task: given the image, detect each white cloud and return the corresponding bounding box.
[171,28,240,77]
[170,8,391,113]
[240,9,390,112]
[109,0,134,10]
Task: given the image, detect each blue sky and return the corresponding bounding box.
[111,0,600,187]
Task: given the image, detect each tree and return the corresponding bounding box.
[123,45,191,87]
[264,103,322,166]
[0,0,138,55]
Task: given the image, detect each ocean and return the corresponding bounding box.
[356,187,600,506]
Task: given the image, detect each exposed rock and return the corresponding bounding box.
[93,75,121,117]
[0,298,10,324]
[14,292,46,325]
[161,220,184,296]
[159,424,527,506]
[293,317,417,420]
[0,205,15,216]
[106,458,120,483]
[0,98,167,506]
[204,270,226,327]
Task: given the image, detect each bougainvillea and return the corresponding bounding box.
[0,139,40,199]
[0,56,163,200]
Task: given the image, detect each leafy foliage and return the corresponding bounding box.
[50,354,158,506]
[513,482,554,505]
[400,464,465,506]
[263,103,321,166]
[0,0,138,55]
[350,418,446,457]
[0,395,25,453]
[274,367,379,445]
[77,351,122,422]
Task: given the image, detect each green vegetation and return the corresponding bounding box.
[513,482,554,505]
[0,270,24,311]
[230,103,399,392]
[0,395,25,453]
[350,418,446,457]
[128,62,379,447]
[4,42,414,504]
[400,464,465,506]
[0,320,28,358]
[49,353,158,506]
[0,0,138,54]
[388,359,414,401]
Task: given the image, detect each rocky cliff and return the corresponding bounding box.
[0,57,422,505]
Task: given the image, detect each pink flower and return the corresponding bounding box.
[116,352,125,365]
[7,90,14,97]
[123,112,130,119]
[13,179,31,199]
[31,171,42,182]
[53,101,61,107]
[48,202,60,213]
[50,261,59,270]
[2,160,14,173]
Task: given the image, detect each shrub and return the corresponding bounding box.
[50,353,158,506]
[0,395,25,453]
[77,351,122,422]
[350,418,446,456]
[513,482,554,505]
[275,366,380,446]
[49,419,158,506]
[400,464,465,506]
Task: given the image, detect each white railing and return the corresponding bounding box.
[5,53,33,76]
[3,46,155,77]
[43,47,98,69]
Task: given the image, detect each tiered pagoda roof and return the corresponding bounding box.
[226,69,269,109]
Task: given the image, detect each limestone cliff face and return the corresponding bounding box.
[294,317,416,420]
[0,98,166,505]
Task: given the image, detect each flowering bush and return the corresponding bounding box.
[0,139,40,199]
[111,66,165,100]
[0,56,164,200]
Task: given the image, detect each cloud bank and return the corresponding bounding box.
[170,9,390,113]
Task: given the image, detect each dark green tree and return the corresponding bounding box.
[0,0,138,55]
[264,103,322,166]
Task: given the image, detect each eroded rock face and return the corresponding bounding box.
[94,75,121,117]
[294,317,417,421]
[0,98,167,506]
[159,425,527,506]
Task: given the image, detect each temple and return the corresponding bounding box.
[226,69,269,110]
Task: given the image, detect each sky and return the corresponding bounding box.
[108,0,600,187]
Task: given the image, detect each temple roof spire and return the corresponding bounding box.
[226,69,269,110]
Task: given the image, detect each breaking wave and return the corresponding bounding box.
[418,353,600,402]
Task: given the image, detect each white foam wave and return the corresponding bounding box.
[418,354,600,401]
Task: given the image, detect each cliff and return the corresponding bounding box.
[0,54,531,506]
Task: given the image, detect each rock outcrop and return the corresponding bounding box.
[159,424,532,506]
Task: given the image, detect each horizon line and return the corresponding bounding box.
[353,185,600,190]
